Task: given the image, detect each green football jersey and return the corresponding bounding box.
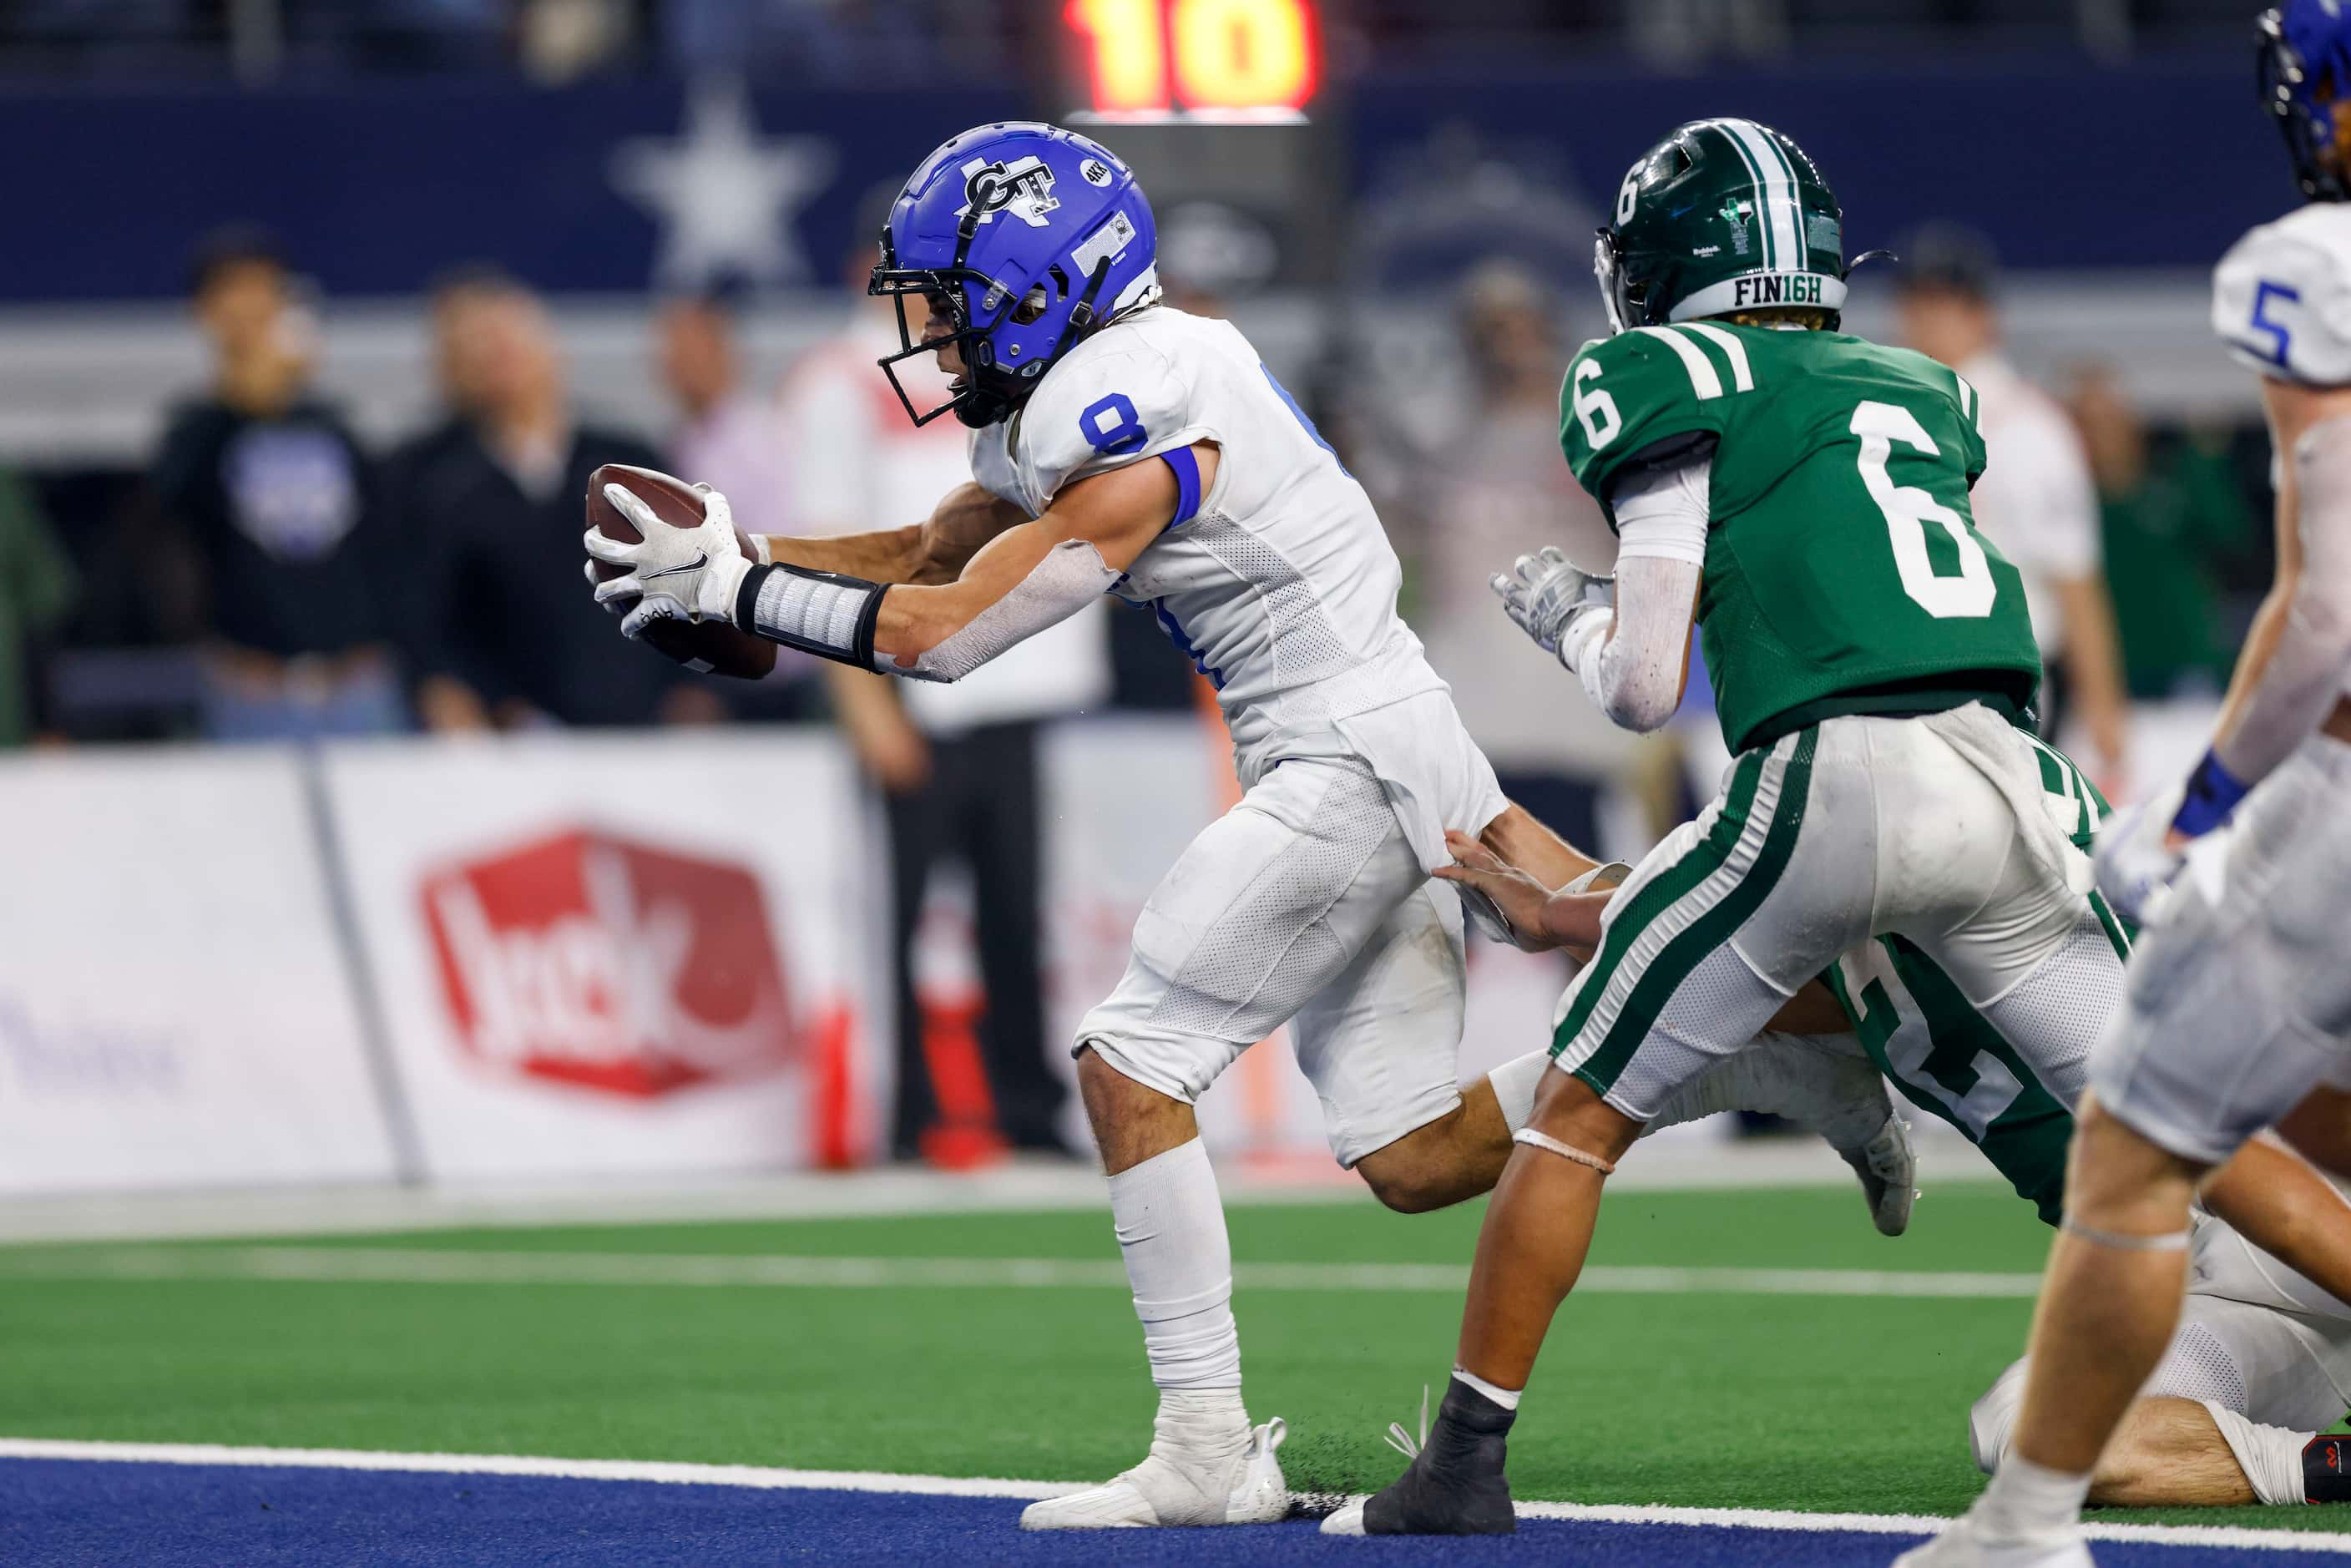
[1818,734,2130,1223]
[1558,322,2044,754]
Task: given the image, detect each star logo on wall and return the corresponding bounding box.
[610,77,837,290]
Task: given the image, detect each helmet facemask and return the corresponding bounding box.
[2261,8,2351,201]
[869,225,1121,429]
[1593,229,1643,335]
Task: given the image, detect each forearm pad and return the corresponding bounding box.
[878,538,1120,684]
[735,561,885,667]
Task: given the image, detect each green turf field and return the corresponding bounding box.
[0,1180,2339,1537]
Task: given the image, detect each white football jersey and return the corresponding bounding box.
[2213,203,2351,385]
[968,306,1447,771]
[2214,204,2351,699]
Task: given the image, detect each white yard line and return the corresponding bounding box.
[0,1439,2339,1553]
[0,1245,2045,1297]
[0,1138,1944,1246]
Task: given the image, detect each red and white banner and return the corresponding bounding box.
[0,748,399,1193]
[323,733,882,1181]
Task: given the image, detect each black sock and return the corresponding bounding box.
[2306,1436,2351,1503]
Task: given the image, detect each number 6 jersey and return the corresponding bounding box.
[966,306,1449,777]
[1558,322,2043,756]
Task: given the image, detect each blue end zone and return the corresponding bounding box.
[2,1459,2343,1566]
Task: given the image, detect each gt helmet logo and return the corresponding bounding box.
[1080,158,1114,186]
[956,155,1061,228]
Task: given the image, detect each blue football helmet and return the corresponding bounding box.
[2262,2,2351,200]
[868,122,1160,428]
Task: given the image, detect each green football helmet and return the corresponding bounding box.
[1595,119,1850,333]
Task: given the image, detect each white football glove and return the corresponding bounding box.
[582,482,751,642]
[1490,546,1615,670]
[2093,779,2188,927]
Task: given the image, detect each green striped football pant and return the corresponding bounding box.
[1550,729,1823,1120]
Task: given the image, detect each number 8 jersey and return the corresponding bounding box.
[1559,321,2043,755]
[968,306,1449,776]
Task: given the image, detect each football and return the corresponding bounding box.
[586,463,777,680]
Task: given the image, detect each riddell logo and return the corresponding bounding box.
[422,830,794,1098]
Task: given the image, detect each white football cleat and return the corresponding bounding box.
[1320,1498,1368,1535]
[1020,1403,1287,1530]
[1891,1511,2093,1567]
[1841,1111,1918,1238]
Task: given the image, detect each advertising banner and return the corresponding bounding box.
[0,748,398,1193]
[322,733,882,1181]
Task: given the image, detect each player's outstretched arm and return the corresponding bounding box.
[754,483,1029,587]
[868,451,1205,674]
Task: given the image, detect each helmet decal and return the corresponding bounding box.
[955,155,1061,229]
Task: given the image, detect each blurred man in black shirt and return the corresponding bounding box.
[151,229,405,739]
[401,279,700,729]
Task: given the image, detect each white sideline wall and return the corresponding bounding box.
[0,721,1585,1195]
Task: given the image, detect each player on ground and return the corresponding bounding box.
[1327,116,2148,1536]
[1901,8,2351,1561]
[1826,761,2351,1517]
[1421,736,2351,1520]
[581,122,1910,1531]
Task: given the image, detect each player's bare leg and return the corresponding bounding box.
[1353,1078,1519,1214]
[1354,1031,1910,1229]
[2087,1401,2257,1508]
[2015,1105,2205,1460]
[1897,1098,2201,1565]
[1326,1069,1641,1535]
[1019,1049,1287,1530]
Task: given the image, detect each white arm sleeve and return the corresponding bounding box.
[886,538,1120,684]
[1576,460,1706,730]
[2215,414,2351,781]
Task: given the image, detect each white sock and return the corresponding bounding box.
[1487,1051,1552,1132]
[1109,1139,1243,1393]
[2202,1401,2313,1505]
[1451,1367,1522,1411]
[1977,1453,2092,1540]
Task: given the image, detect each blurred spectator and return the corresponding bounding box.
[0,471,77,747]
[656,290,793,537]
[775,237,1111,1161]
[655,287,817,721]
[1894,225,2131,793]
[150,227,404,740]
[399,279,695,729]
[2069,366,2257,700]
[1410,260,1624,852]
[382,264,509,700]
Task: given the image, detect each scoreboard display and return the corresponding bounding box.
[1063,0,1323,121]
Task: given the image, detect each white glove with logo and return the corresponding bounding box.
[1491,546,1615,670]
[583,482,751,642]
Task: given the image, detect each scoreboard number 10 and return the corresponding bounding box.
[1066,0,1321,119]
